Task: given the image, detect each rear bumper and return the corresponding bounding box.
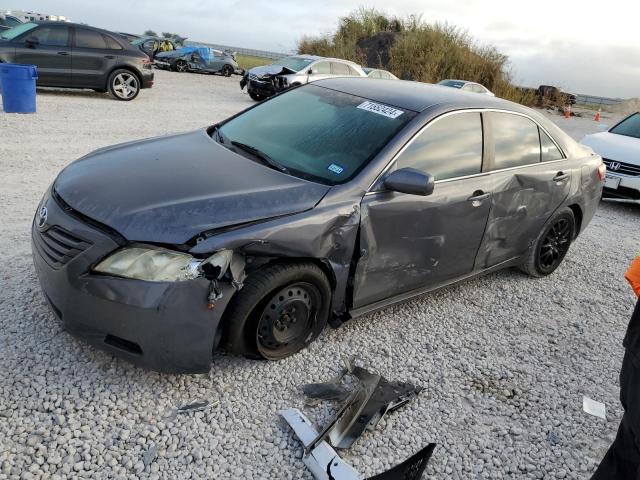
[31,189,235,373]
[140,69,154,89]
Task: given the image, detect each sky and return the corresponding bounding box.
[9,0,640,98]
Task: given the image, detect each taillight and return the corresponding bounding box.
[597,162,606,181]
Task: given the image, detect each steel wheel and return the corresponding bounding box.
[110,72,139,100]
[538,218,572,274]
[175,60,188,72]
[256,282,321,359]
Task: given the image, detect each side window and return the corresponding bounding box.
[75,29,107,49]
[379,71,392,79]
[471,84,486,93]
[490,112,541,169]
[395,113,483,181]
[540,128,564,161]
[312,62,330,74]
[461,83,474,91]
[331,62,350,75]
[103,34,123,50]
[25,27,69,47]
[347,65,360,76]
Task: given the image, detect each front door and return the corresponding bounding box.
[353,111,492,309]
[13,25,71,86]
[474,112,572,268]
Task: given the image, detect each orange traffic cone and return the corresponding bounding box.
[594,108,601,122]
[563,105,571,119]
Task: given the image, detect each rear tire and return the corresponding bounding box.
[222,262,331,360]
[174,60,188,73]
[520,207,575,277]
[107,69,140,101]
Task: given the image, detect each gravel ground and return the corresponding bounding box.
[1,70,639,479]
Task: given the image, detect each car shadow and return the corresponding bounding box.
[36,87,112,100]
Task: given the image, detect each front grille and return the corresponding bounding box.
[33,225,91,268]
[603,158,640,177]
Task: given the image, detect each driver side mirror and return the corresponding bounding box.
[383,168,435,196]
[308,68,316,75]
[24,36,39,47]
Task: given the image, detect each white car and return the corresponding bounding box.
[438,79,495,96]
[363,67,398,80]
[581,112,640,202]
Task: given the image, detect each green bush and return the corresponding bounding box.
[298,8,534,105]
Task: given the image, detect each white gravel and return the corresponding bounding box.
[1,70,639,479]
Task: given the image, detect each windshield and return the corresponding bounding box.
[0,22,37,40]
[610,112,640,139]
[216,85,416,185]
[276,56,315,72]
[438,80,465,89]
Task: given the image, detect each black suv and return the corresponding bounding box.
[0,21,154,100]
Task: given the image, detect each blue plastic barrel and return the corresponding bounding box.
[0,64,38,113]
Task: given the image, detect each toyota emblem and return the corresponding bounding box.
[37,206,48,228]
[609,161,622,171]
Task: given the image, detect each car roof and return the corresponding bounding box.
[312,77,519,112]
[34,21,121,36]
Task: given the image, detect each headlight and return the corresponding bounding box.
[94,247,232,282]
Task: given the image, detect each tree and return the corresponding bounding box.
[143,29,158,37]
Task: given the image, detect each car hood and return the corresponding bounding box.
[581,131,640,165]
[54,130,330,245]
[248,64,296,78]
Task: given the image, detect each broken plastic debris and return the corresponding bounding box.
[583,396,606,420]
[177,401,210,414]
[280,408,435,480]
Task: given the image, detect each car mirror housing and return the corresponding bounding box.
[25,36,40,46]
[383,168,435,196]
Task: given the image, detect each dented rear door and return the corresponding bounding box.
[474,111,572,269]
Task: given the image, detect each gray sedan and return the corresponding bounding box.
[32,78,604,373]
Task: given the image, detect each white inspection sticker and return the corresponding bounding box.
[357,100,404,119]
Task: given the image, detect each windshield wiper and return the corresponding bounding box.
[230,141,289,174]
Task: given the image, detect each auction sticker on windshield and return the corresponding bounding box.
[357,101,404,119]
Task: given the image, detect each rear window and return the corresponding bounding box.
[217,85,416,185]
[610,113,640,139]
[331,62,351,75]
[540,128,564,161]
[75,29,107,49]
[490,112,541,169]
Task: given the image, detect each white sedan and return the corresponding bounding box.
[581,112,640,202]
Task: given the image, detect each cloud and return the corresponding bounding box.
[16,0,640,98]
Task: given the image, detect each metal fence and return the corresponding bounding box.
[574,94,623,108]
[185,41,289,60]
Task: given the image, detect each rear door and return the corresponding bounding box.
[474,111,571,268]
[13,25,71,86]
[71,27,118,88]
[353,111,494,308]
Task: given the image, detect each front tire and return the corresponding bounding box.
[248,91,264,101]
[223,262,331,360]
[520,207,576,277]
[107,69,140,101]
[222,64,233,77]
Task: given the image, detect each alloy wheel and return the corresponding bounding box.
[112,73,139,100]
[538,218,571,273]
[175,60,188,72]
[256,282,320,359]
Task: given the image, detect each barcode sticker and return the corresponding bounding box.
[357,101,404,119]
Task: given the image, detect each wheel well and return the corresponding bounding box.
[105,66,142,89]
[568,204,583,238]
[257,257,337,290]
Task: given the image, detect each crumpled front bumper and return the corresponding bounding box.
[31,190,236,374]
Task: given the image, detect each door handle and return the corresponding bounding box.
[467,190,490,206]
[553,172,569,182]
[57,51,70,56]
[104,55,115,59]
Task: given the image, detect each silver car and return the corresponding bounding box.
[438,79,495,96]
[241,54,367,101]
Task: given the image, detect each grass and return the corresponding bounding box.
[298,8,536,106]
[236,54,272,70]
